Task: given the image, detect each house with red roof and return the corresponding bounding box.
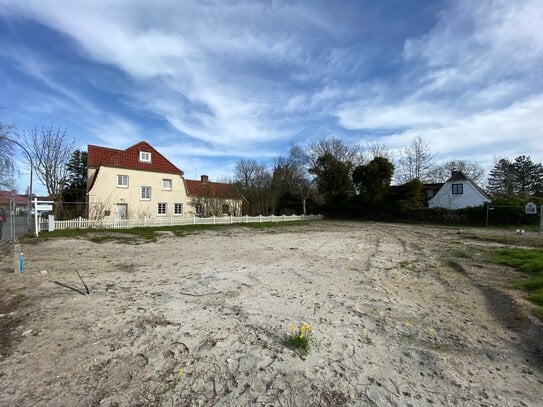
[185,175,243,217]
[0,190,30,214]
[87,141,242,220]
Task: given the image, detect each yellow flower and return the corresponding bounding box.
[177,369,183,377]
[362,327,369,337]
[299,333,304,339]
[404,321,412,327]
[428,328,436,336]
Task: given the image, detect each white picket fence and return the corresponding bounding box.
[40,214,323,232]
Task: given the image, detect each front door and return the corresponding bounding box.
[116,204,128,220]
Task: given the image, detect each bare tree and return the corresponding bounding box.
[429,159,485,184]
[23,125,76,200]
[395,135,434,183]
[365,139,394,161]
[0,122,16,190]
[306,137,365,167]
[233,159,272,215]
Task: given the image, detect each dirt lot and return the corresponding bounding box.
[0,221,542,406]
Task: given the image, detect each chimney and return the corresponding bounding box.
[451,167,459,177]
[201,174,209,183]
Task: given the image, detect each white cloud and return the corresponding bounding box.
[336,0,543,167]
[383,94,543,164]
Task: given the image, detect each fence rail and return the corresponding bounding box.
[40,214,323,232]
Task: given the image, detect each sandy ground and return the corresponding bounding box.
[0,221,542,406]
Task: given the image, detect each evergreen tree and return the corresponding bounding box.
[62,150,88,203]
[352,157,394,208]
[487,158,514,198]
[309,152,353,207]
[512,155,543,197]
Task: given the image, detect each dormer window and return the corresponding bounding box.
[139,151,151,163]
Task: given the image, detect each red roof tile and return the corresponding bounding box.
[0,191,30,205]
[88,145,122,167]
[185,179,241,200]
[88,141,184,175]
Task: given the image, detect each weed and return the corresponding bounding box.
[400,320,417,339]
[361,326,371,344]
[285,323,314,358]
[161,368,184,394]
[10,292,25,305]
[399,260,413,269]
[426,327,444,351]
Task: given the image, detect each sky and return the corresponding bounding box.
[1,0,542,194]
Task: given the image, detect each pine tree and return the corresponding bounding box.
[62,150,88,203]
[512,155,542,197]
[487,158,514,198]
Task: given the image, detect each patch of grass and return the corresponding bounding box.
[39,221,316,242]
[285,323,314,359]
[449,249,474,259]
[491,248,543,274]
[489,248,543,306]
[533,307,543,321]
[463,233,543,249]
[89,235,146,245]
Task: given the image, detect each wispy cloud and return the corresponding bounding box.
[0,0,542,179]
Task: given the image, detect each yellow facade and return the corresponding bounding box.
[87,166,189,220]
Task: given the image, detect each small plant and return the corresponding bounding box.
[10,292,25,305]
[161,368,183,394]
[427,327,444,350]
[400,320,417,339]
[361,326,371,344]
[286,323,314,358]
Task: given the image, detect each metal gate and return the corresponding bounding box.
[0,195,32,246]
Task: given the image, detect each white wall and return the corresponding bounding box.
[428,181,490,209]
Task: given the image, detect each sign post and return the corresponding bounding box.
[33,199,54,237]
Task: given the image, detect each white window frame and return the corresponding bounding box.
[140,186,151,200]
[139,151,151,163]
[157,202,167,216]
[451,183,463,195]
[117,175,129,188]
[174,203,183,215]
[162,178,172,190]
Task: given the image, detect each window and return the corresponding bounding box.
[195,203,203,217]
[162,179,172,190]
[139,151,151,163]
[222,204,230,215]
[174,203,183,215]
[157,202,167,215]
[140,186,151,200]
[117,175,129,188]
[451,183,463,194]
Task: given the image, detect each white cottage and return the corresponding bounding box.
[428,170,490,209]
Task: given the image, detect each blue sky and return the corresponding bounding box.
[1,0,542,194]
